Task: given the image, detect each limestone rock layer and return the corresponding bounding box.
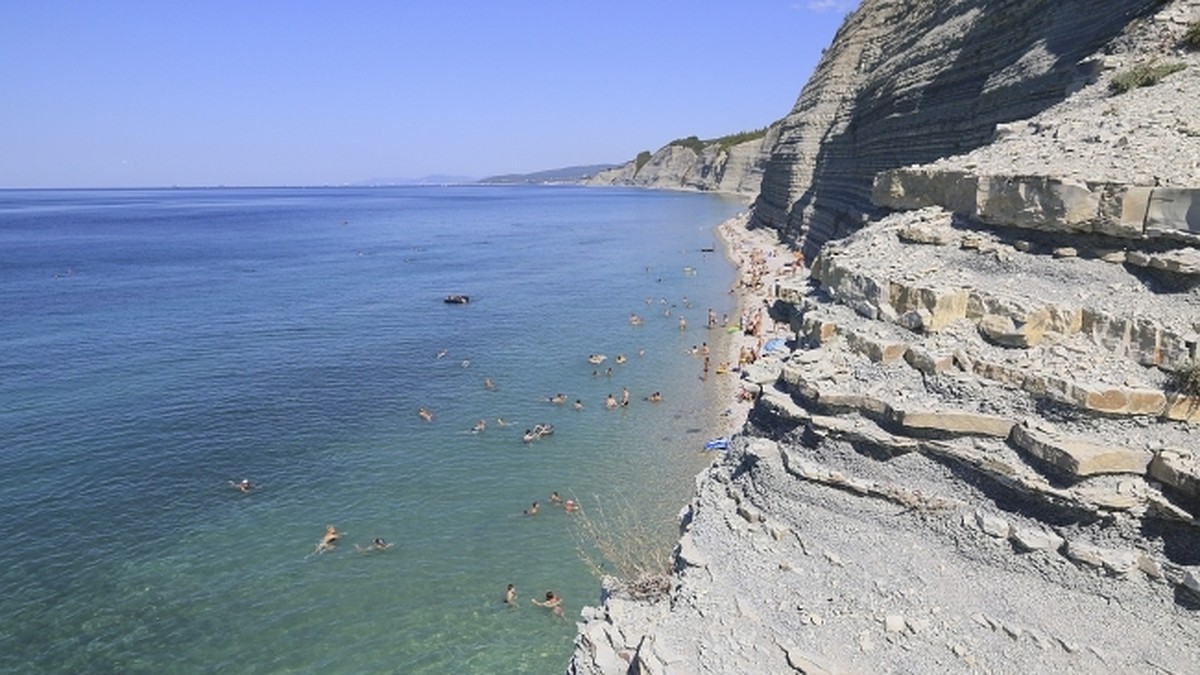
[570,0,1200,672]
[753,0,1163,258]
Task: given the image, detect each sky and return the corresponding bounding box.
[1,1,859,188]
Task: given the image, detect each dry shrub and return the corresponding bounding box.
[1109,60,1187,94]
[572,494,674,601]
[1169,364,1200,398]
[1184,21,1200,51]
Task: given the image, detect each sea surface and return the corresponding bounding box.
[0,185,746,673]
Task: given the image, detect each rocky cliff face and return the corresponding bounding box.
[571,1,1200,672]
[753,0,1166,258]
[584,125,781,197]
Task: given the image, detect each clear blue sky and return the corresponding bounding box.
[2,1,859,188]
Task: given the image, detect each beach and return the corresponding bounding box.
[703,213,799,441]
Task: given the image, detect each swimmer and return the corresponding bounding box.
[605,394,618,409]
[548,393,567,405]
[505,584,517,605]
[418,407,434,422]
[621,387,630,407]
[229,478,255,492]
[550,491,563,506]
[524,501,540,516]
[532,591,564,618]
[484,378,495,390]
[679,317,687,331]
[314,524,341,554]
[645,391,663,403]
[436,349,448,359]
[629,313,643,326]
[615,354,626,364]
[496,417,510,427]
[564,499,579,513]
[574,399,583,410]
[356,537,393,553]
[472,419,487,433]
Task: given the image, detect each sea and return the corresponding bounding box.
[0,185,748,673]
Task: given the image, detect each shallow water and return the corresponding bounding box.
[0,185,744,673]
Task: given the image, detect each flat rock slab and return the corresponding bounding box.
[1010,423,1151,478]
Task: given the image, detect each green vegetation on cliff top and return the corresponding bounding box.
[666,126,771,155]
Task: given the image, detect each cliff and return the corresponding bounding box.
[753,0,1171,258]
[571,1,1200,673]
[583,125,781,197]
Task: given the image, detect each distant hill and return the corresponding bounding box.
[478,164,619,185]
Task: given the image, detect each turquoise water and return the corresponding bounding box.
[0,186,744,673]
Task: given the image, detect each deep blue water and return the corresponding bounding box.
[0,185,745,673]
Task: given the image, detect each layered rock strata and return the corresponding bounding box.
[571,208,1200,672]
[752,0,1175,259]
[584,125,781,197]
[570,1,1200,672]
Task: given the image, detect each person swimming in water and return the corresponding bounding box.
[229,478,255,492]
[524,501,540,516]
[505,583,517,605]
[314,524,341,554]
[356,537,393,553]
[532,590,564,618]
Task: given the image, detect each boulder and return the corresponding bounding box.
[1148,448,1200,506]
[891,408,1015,438]
[1009,423,1152,478]
[1010,525,1065,553]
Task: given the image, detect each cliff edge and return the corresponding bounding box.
[583,125,781,197]
[571,1,1200,672]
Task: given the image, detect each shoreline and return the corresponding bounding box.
[701,212,798,442]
